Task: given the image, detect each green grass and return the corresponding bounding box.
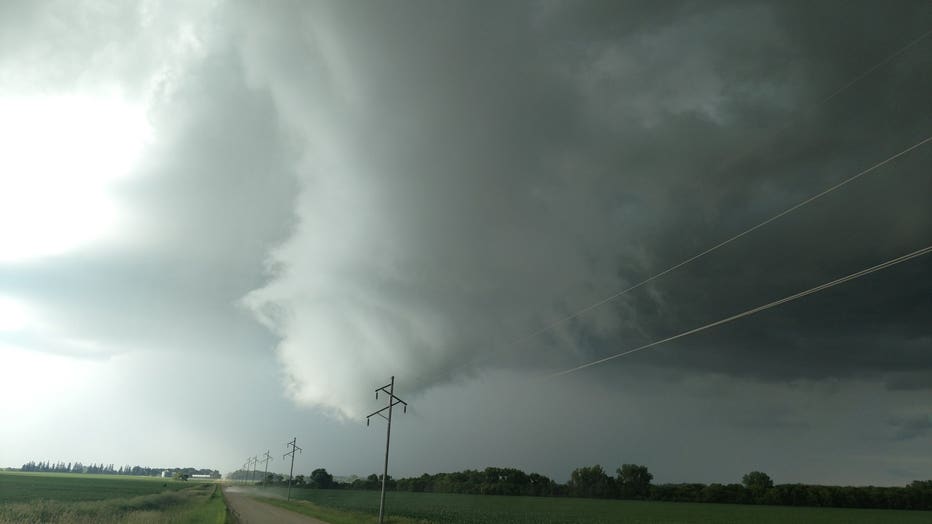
[172,484,227,524]
[254,487,932,523]
[0,471,227,523]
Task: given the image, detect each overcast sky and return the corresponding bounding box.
[1,1,930,486]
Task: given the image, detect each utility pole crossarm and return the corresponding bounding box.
[366,398,407,423]
[375,388,408,407]
[283,445,303,458]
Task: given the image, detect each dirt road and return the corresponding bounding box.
[223,486,328,524]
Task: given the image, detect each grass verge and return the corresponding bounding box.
[0,483,227,523]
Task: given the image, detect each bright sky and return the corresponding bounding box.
[0,95,149,262]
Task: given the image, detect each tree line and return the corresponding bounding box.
[20,460,220,479]
[230,467,335,488]
[255,464,932,511]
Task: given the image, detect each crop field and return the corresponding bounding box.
[0,471,196,503]
[0,471,226,523]
[256,487,932,524]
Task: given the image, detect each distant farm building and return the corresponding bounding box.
[161,470,172,478]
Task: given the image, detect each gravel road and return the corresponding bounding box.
[223,486,328,524]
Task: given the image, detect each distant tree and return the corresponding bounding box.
[172,472,189,481]
[365,474,380,490]
[617,464,653,499]
[310,468,335,489]
[742,471,773,500]
[568,465,614,499]
[527,472,557,496]
[909,480,932,490]
[294,474,306,487]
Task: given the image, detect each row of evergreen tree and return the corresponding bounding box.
[21,461,120,474]
[20,460,220,478]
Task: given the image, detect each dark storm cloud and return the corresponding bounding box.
[239,0,931,416]
[533,1,932,383]
[890,414,932,441]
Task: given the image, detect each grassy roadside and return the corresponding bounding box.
[256,496,427,524]
[175,484,227,524]
[0,482,227,523]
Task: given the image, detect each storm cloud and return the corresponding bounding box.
[237,1,931,416]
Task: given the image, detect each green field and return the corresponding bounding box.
[255,487,932,523]
[0,471,196,503]
[0,471,226,523]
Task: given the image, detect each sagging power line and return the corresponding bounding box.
[406,29,931,391]
[523,135,931,349]
[710,28,932,177]
[549,244,932,377]
[408,136,929,391]
[505,30,932,355]
[367,376,408,524]
[817,28,931,105]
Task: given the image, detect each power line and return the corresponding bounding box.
[819,28,931,105]
[548,244,932,378]
[407,30,931,388]
[713,28,931,180]
[514,135,931,350]
[498,28,932,353]
[367,376,408,524]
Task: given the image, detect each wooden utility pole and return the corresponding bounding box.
[259,450,273,485]
[366,376,408,524]
[284,437,302,501]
